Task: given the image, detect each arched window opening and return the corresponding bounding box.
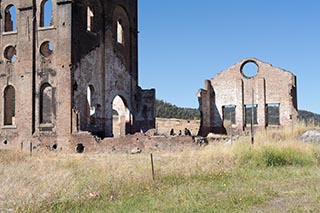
[87,6,95,32]
[4,46,17,63]
[40,0,53,27]
[40,84,53,124]
[40,41,53,57]
[87,85,95,124]
[117,19,124,44]
[4,85,15,126]
[4,5,17,32]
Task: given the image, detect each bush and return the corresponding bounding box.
[240,146,315,167]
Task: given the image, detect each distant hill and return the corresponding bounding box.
[298,110,320,126]
[156,99,320,126]
[155,100,200,120]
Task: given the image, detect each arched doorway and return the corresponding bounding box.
[112,95,130,137]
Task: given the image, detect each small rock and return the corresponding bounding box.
[89,192,102,198]
[194,137,208,146]
[131,147,142,154]
[145,129,157,136]
[300,130,320,143]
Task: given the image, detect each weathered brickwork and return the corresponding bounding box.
[0,0,155,151]
[198,58,298,136]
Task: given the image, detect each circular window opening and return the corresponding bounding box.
[76,143,85,153]
[40,41,53,57]
[4,46,17,62]
[241,61,259,78]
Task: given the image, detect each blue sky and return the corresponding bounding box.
[138,1,320,113]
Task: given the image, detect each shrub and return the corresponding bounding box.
[240,146,315,167]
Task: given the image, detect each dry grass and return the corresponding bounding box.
[1,122,320,212]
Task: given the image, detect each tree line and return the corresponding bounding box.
[155,100,200,120]
[156,99,320,126]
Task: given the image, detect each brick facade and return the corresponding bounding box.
[0,0,155,151]
[198,58,298,136]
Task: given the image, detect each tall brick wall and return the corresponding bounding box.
[198,58,298,136]
[0,0,155,151]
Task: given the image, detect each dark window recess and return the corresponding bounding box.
[4,85,15,126]
[222,105,236,124]
[40,84,53,124]
[76,144,85,153]
[245,104,258,125]
[267,103,280,125]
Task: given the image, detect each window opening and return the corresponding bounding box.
[241,61,259,78]
[87,85,95,124]
[117,19,124,44]
[40,41,53,57]
[4,46,17,63]
[40,84,53,124]
[5,5,17,32]
[40,0,53,27]
[4,85,15,126]
[267,103,280,125]
[87,6,94,32]
[52,144,57,150]
[245,104,258,125]
[76,144,85,153]
[223,105,236,125]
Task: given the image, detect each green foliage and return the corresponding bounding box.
[155,99,200,120]
[155,100,320,123]
[240,146,315,167]
[298,110,320,126]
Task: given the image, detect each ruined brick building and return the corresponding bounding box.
[198,58,298,136]
[0,0,155,151]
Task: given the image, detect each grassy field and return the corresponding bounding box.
[1,123,320,212]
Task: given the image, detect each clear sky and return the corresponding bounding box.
[138,0,320,114]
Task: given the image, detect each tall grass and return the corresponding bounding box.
[1,123,320,212]
[238,123,319,167]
